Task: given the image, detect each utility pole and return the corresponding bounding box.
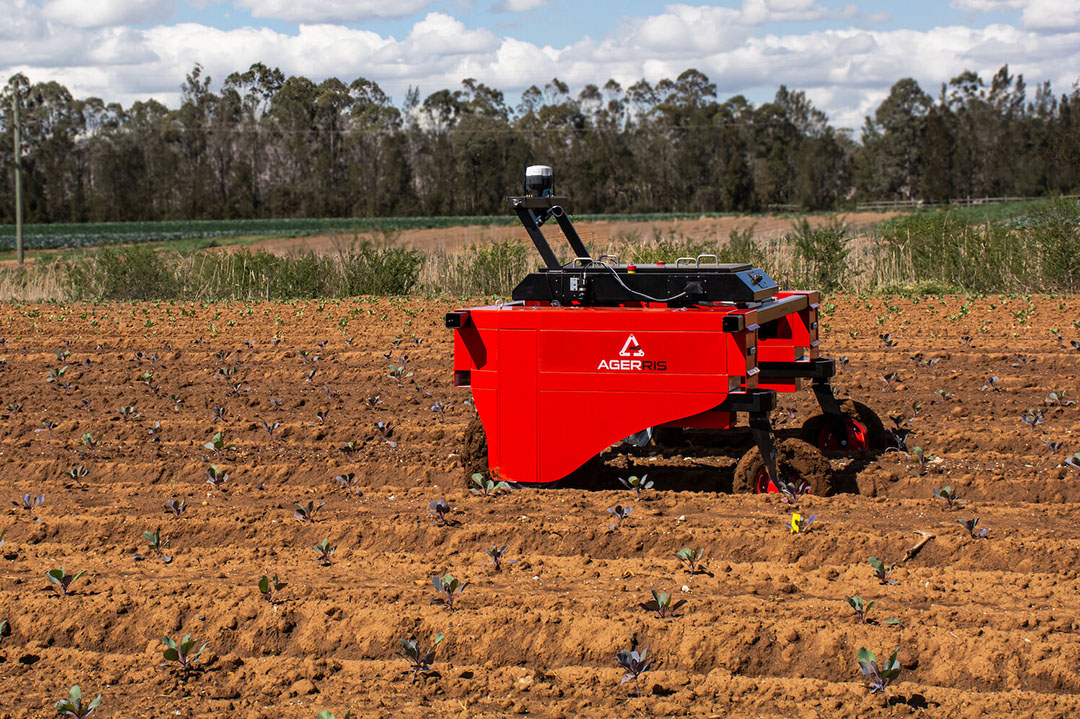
[12,88,23,264]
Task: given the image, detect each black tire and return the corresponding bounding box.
[801,399,886,453]
[733,438,835,495]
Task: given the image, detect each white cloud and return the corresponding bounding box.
[491,0,552,11]
[5,2,1080,137]
[42,0,175,28]
[740,0,830,24]
[950,0,1080,30]
[236,0,435,23]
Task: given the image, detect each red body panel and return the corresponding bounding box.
[451,295,820,484]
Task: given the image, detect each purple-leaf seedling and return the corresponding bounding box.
[400,633,445,683]
[47,567,87,597]
[607,504,632,530]
[1042,439,1063,454]
[868,557,897,585]
[335,473,362,497]
[431,573,466,611]
[469,473,512,497]
[54,685,101,719]
[258,574,286,603]
[857,647,901,706]
[164,499,187,518]
[846,595,874,624]
[315,408,329,425]
[879,372,900,392]
[213,404,228,421]
[162,633,208,681]
[136,527,173,563]
[484,545,512,571]
[261,420,280,439]
[13,493,44,515]
[615,648,652,696]
[674,547,707,575]
[778,478,811,505]
[1066,453,1080,469]
[312,539,335,566]
[788,512,816,534]
[364,395,382,409]
[305,369,317,383]
[641,590,686,619]
[933,486,965,509]
[959,517,990,538]
[1021,407,1046,433]
[428,498,454,526]
[430,401,450,421]
[205,465,229,491]
[269,397,283,411]
[879,333,897,349]
[617,474,653,495]
[981,376,1001,392]
[294,501,325,523]
[148,421,162,443]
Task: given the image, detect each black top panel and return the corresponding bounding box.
[511,262,779,306]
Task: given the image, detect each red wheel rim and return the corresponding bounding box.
[753,467,780,493]
[752,467,807,494]
[817,418,870,452]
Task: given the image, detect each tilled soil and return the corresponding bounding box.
[0,294,1078,718]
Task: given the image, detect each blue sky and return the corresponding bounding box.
[4,1,1078,130]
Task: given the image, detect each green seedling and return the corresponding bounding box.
[469,473,512,497]
[313,539,336,566]
[959,517,990,538]
[54,685,101,719]
[205,465,228,490]
[868,557,897,585]
[204,432,235,454]
[136,527,172,563]
[0,618,9,647]
[80,433,100,450]
[674,547,707,575]
[910,446,935,475]
[845,595,873,624]
[399,633,444,683]
[258,574,286,603]
[47,567,87,597]
[317,712,352,719]
[431,573,466,611]
[162,633,208,680]
[640,590,686,619]
[933,486,965,509]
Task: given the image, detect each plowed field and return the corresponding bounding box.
[1,295,1078,718]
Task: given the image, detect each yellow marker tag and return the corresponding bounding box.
[790,513,802,534]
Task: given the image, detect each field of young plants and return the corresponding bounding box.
[0,294,1079,718]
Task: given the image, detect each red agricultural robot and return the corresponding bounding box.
[447,166,884,494]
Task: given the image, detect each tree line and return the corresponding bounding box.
[1,63,1077,224]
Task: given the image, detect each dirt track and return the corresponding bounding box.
[0,295,1079,718]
